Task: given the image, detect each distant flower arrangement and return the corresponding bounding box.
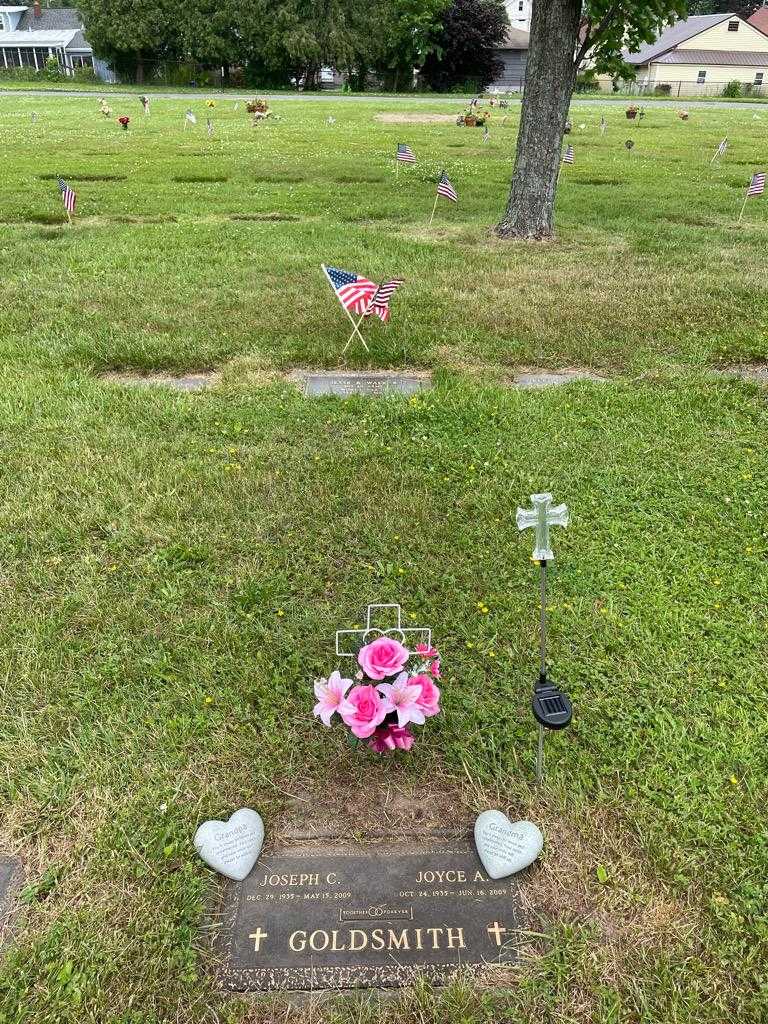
[246,98,272,122]
[118,116,130,130]
[458,108,490,128]
[206,100,216,109]
[678,109,690,121]
[99,99,112,118]
[313,636,441,754]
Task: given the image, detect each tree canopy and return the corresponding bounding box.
[419,0,508,93]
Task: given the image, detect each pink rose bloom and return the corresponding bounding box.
[411,673,441,717]
[377,672,425,727]
[416,642,438,658]
[313,670,354,726]
[341,684,388,738]
[368,724,415,753]
[358,636,409,680]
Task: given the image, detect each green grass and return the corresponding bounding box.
[0,95,766,1023]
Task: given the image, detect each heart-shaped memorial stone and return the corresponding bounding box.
[474,810,543,880]
[194,808,264,881]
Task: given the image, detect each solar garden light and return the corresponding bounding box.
[516,494,573,783]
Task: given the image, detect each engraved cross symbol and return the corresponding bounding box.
[336,603,432,657]
[516,493,569,563]
[487,921,508,946]
[249,927,269,952]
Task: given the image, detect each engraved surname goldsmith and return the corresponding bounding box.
[287,926,467,953]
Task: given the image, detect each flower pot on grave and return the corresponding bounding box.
[626,110,637,120]
[465,115,477,127]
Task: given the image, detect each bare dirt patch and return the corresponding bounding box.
[100,370,219,392]
[375,113,459,124]
[714,362,768,383]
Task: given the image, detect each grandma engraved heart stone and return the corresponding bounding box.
[474,811,543,880]
[194,808,264,881]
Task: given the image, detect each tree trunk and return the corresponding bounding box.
[135,52,144,85]
[495,0,581,240]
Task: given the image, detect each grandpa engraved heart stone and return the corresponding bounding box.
[474,810,543,880]
[194,808,264,881]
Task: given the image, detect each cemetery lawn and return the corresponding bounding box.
[0,95,766,1023]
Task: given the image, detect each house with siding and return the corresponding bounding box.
[622,12,768,95]
[491,26,529,92]
[0,2,112,79]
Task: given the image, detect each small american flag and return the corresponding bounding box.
[57,177,76,214]
[324,265,379,315]
[437,171,457,202]
[563,144,574,165]
[600,114,606,135]
[185,110,197,125]
[206,118,213,137]
[715,137,728,158]
[365,279,404,323]
[397,143,415,163]
[482,125,489,143]
[747,171,765,197]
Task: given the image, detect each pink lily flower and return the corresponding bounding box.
[429,659,441,678]
[377,672,425,728]
[313,670,354,727]
[416,642,439,658]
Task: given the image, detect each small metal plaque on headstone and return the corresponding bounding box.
[296,372,431,398]
[214,840,523,991]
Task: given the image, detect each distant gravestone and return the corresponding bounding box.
[514,370,605,389]
[294,371,431,399]
[213,839,524,991]
[0,857,21,925]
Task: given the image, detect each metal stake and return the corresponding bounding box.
[536,558,548,783]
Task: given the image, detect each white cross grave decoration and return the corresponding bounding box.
[336,603,431,657]
[516,493,569,562]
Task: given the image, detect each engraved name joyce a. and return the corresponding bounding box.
[288,925,466,953]
[415,869,488,883]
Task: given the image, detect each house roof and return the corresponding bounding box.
[623,14,734,65]
[499,26,529,51]
[655,47,768,66]
[0,28,78,46]
[17,6,82,31]
[748,8,768,36]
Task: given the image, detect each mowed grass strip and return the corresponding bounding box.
[0,96,766,1023]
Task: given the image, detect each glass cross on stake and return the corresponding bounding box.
[516,493,569,562]
[517,493,572,784]
[336,603,432,657]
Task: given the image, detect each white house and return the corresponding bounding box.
[505,0,530,33]
[0,2,112,79]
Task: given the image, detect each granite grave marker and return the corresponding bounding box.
[214,839,524,991]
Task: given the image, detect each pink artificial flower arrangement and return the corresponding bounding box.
[313,636,441,754]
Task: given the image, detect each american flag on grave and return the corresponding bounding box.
[365,278,404,322]
[185,110,197,124]
[397,143,416,163]
[437,170,458,202]
[747,171,765,197]
[323,266,379,315]
[562,144,574,165]
[57,177,76,214]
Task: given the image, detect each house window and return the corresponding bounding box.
[755,72,764,86]
[697,69,707,84]
[728,20,739,31]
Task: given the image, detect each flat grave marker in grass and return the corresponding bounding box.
[214,840,522,992]
[0,857,21,927]
[294,370,432,399]
[513,369,606,389]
